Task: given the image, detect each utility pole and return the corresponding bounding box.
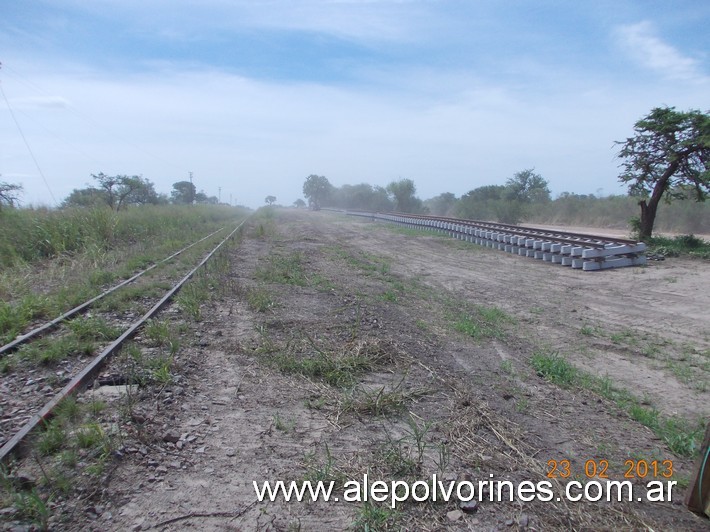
[218,187,221,204]
[189,172,194,204]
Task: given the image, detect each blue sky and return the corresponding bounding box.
[1,0,708,208]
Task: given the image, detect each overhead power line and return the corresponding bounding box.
[0,64,58,205]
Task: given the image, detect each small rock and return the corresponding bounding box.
[195,446,206,454]
[505,518,515,526]
[131,413,147,424]
[225,447,235,457]
[156,466,168,474]
[446,510,463,522]
[518,513,529,528]
[459,500,479,513]
[163,431,181,444]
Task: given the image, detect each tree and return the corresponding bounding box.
[455,185,506,220]
[124,177,159,206]
[303,174,332,210]
[195,191,218,204]
[171,181,196,204]
[91,173,156,210]
[62,175,158,209]
[294,199,306,208]
[265,195,276,206]
[0,180,23,210]
[616,106,710,240]
[504,169,551,204]
[386,178,426,213]
[62,187,108,208]
[424,192,457,216]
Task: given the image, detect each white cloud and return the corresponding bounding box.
[7,96,70,109]
[616,21,708,83]
[0,63,639,207]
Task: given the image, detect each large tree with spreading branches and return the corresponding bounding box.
[616,106,709,240]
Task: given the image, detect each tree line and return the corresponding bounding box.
[300,106,708,239]
[302,169,551,225]
[57,174,220,209]
[2,106,708,239]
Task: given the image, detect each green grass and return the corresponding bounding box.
[67,315,121,341]
[530,351,703,456]
[452,305,514,340]
[302,444,344,485]
[354,500,400,531]
[271,350,374,388]
[0,293,54,344]
[0,205,248,349]
[0,204,248,268]
[269,336,391,388]
[75,423,108,451]
[176,274,213,321]
[17,334,95,365]
[379,289,399,303]
[580,324,598,336]
[342,381,422,417]
[531,351,578,386]
[37,419,66,456]
[327,246,392,277]
[610,328,640,345]
[647,234,710,259]
[255,252,308,286]
[246,287,275,312]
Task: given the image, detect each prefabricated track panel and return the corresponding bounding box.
[345,211,646,271]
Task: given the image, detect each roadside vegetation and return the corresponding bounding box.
[531,350,703,457]
[0,204,249,345]
[0,216,243,531]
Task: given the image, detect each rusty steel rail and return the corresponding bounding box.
[345,211,646,271]
[0,226,227,358]
[0,218,248,464]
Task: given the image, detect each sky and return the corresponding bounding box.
[1,0,708,209]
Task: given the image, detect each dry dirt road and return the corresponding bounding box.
[6,208,709,531]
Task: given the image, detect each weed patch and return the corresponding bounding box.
[530,351,703,456]
[255,252,308,286]
[452,305,513,340]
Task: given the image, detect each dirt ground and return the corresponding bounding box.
[6,208,709,531]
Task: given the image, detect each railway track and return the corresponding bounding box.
[345,211,646,270]
[0,218,248,463]
[0,226,226,358]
